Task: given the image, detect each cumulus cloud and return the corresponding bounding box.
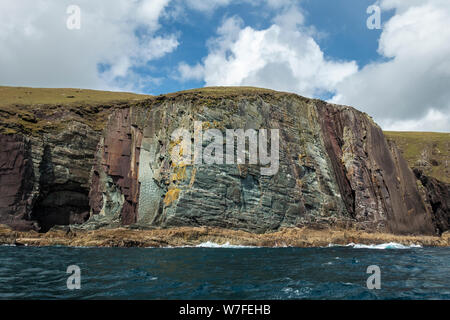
[178,7,357,98]
[0,0,177,91]
[177,62,205,81]
[182,0,233,13]
[382,109,450,132]
[332,0,450,132]
[180,0,296,13]
[2,0,448,132]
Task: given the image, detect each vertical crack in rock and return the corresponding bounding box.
[316,102,356,219]
[88,108,143,227]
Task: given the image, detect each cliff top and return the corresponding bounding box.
[0,86,152,135]
[0,86,311,135]
[165,86,289,97]
[0,86,152,107]
[0,86,289,107]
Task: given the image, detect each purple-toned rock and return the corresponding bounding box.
[0,87,446,236]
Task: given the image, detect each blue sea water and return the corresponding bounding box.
[0,244,449,299]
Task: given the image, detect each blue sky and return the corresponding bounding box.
[129,0,393,97]
[0,0,449,131]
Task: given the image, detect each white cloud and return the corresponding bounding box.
[137,0,171,30]
[0,0,177,91]
[178,9,357,98]
[382,109,450,132]
[181,0,295,13]
[332,0,450,132]
[183,0,233,13]
[2,0,448,132]
[177,62,205,81]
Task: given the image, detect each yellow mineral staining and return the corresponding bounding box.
[171,166,187,182]
[164,187,181,206]
[169,136,191,168]
[298,153,305,165]
[169,137,183,159]
[166,138,192,204]
[200,120,224,130]
[237,164,248,177]
[202,121,211,130]
[189,167,197,188]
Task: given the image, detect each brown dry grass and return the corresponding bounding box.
[0,86,151,107]
[0,86,152,135]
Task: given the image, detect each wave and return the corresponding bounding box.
[328,242,422,249]
[147,241,259,249]
[195,241,258,248]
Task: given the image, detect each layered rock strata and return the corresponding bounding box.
[0,87,447,236]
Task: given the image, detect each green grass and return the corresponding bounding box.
[172,86,280,94]
[0,86,152,135]
[0,86,152,107]
[384,131,449,183]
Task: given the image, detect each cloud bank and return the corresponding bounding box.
[332,0,450,132]
[0,0,177,92]
[178,7,358,98]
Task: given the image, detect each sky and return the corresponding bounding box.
[0,0,449,132]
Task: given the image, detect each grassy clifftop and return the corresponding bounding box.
[0,86,280,107]
[0,86,303,135]
[0,86,152,135]
[0,86,151,107]
[384,131,449,183]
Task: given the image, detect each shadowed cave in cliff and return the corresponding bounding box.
[31,145,90,232]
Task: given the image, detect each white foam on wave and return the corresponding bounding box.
[195,241,257,248]
[328,242,422,249]
[147,241,258,249]
[149,242,422,249]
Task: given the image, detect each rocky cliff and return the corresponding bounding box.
[0,86,448,236]
[384,131,449,184]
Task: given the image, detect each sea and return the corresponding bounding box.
[0,243,449,299]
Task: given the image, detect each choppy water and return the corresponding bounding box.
[0,244,449,299]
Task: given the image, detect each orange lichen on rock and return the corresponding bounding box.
[164,188,181,206]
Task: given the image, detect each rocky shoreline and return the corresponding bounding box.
[1,224,448,248]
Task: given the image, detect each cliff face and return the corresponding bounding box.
[0,135,35,231]
[317,102,435,235]
[0,117,103,231]
[414,169,450,234]
[89,108,142,227]
[384,131,449,184]
[0,87,447,235]
[0,87,149,231]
